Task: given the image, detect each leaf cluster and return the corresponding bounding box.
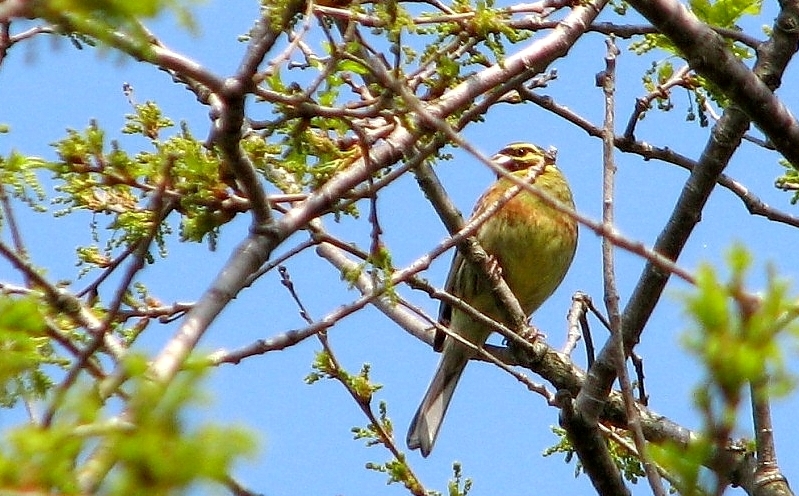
[33,0,198,52]
[0,355,255,494]
[0,297,57,408]
[40,101,244,266]
[682,245,797,405]
[543,426,646,486]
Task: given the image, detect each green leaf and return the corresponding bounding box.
[689,0,762,28]
[0,296,54,408]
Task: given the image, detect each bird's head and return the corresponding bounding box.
[491,142,557,176]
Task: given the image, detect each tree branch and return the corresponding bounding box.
[626,0,799,166]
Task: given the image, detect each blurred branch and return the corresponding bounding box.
[750,378,791,493]
[52,12,226,94]
[43,164,175,427]
[0,1,32,21]
[0,242,127,362]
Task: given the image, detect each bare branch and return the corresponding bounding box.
[626,0,799,166]
[521,88,799,229]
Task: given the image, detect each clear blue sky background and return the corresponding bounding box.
[1,1,798,495]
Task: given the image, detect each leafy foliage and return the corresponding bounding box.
[689,0,762,28]
[0,297,56,408]
[661,245,799,492]
[0,152,47,213]
[776,158,799,203]
[45,102,244,259]
[544,426,646,485]
[0,356,255,494]
[33,0,199,49]
[682,245,797,404]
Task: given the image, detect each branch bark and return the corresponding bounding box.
[626,0,799,166]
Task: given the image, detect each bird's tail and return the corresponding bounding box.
[406,347,469,457]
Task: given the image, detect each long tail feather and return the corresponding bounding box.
[406,346,469,457]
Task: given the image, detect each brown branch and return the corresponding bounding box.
[618,0,799,355]
[520,88,799,229]
[273,263,428,495]
[561,38,633,496]
[623,64,692,140]
[626,0,799,166]
[750,378,791,493]
[602,37,666,496]
[582,2,799,490]
[509,20,763,49]
[558,390,631,496]
[81,2,611,487]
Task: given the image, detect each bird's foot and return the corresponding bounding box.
[486,254,502,279]
[518,323,544,343]
[507,324,546,368]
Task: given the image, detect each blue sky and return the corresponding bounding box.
[1,1,798,495]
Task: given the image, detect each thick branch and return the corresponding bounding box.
[620,0,799,356]
[626,0,799,166]
[581,1,799,490]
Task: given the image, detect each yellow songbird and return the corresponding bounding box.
[407,142,578,457]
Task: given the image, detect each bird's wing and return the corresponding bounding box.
[437,185,497,351]
[435,250,463,352]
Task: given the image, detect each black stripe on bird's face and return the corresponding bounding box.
[491,142,556,176]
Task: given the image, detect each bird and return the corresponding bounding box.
[406,142,578,457]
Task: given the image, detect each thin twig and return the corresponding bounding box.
[43,166,174,427]
[600,37,665,496]
[276,264,428,495]
[519,88,799,229]
[563,293,588,356]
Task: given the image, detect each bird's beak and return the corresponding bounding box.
[491,153,513,173]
